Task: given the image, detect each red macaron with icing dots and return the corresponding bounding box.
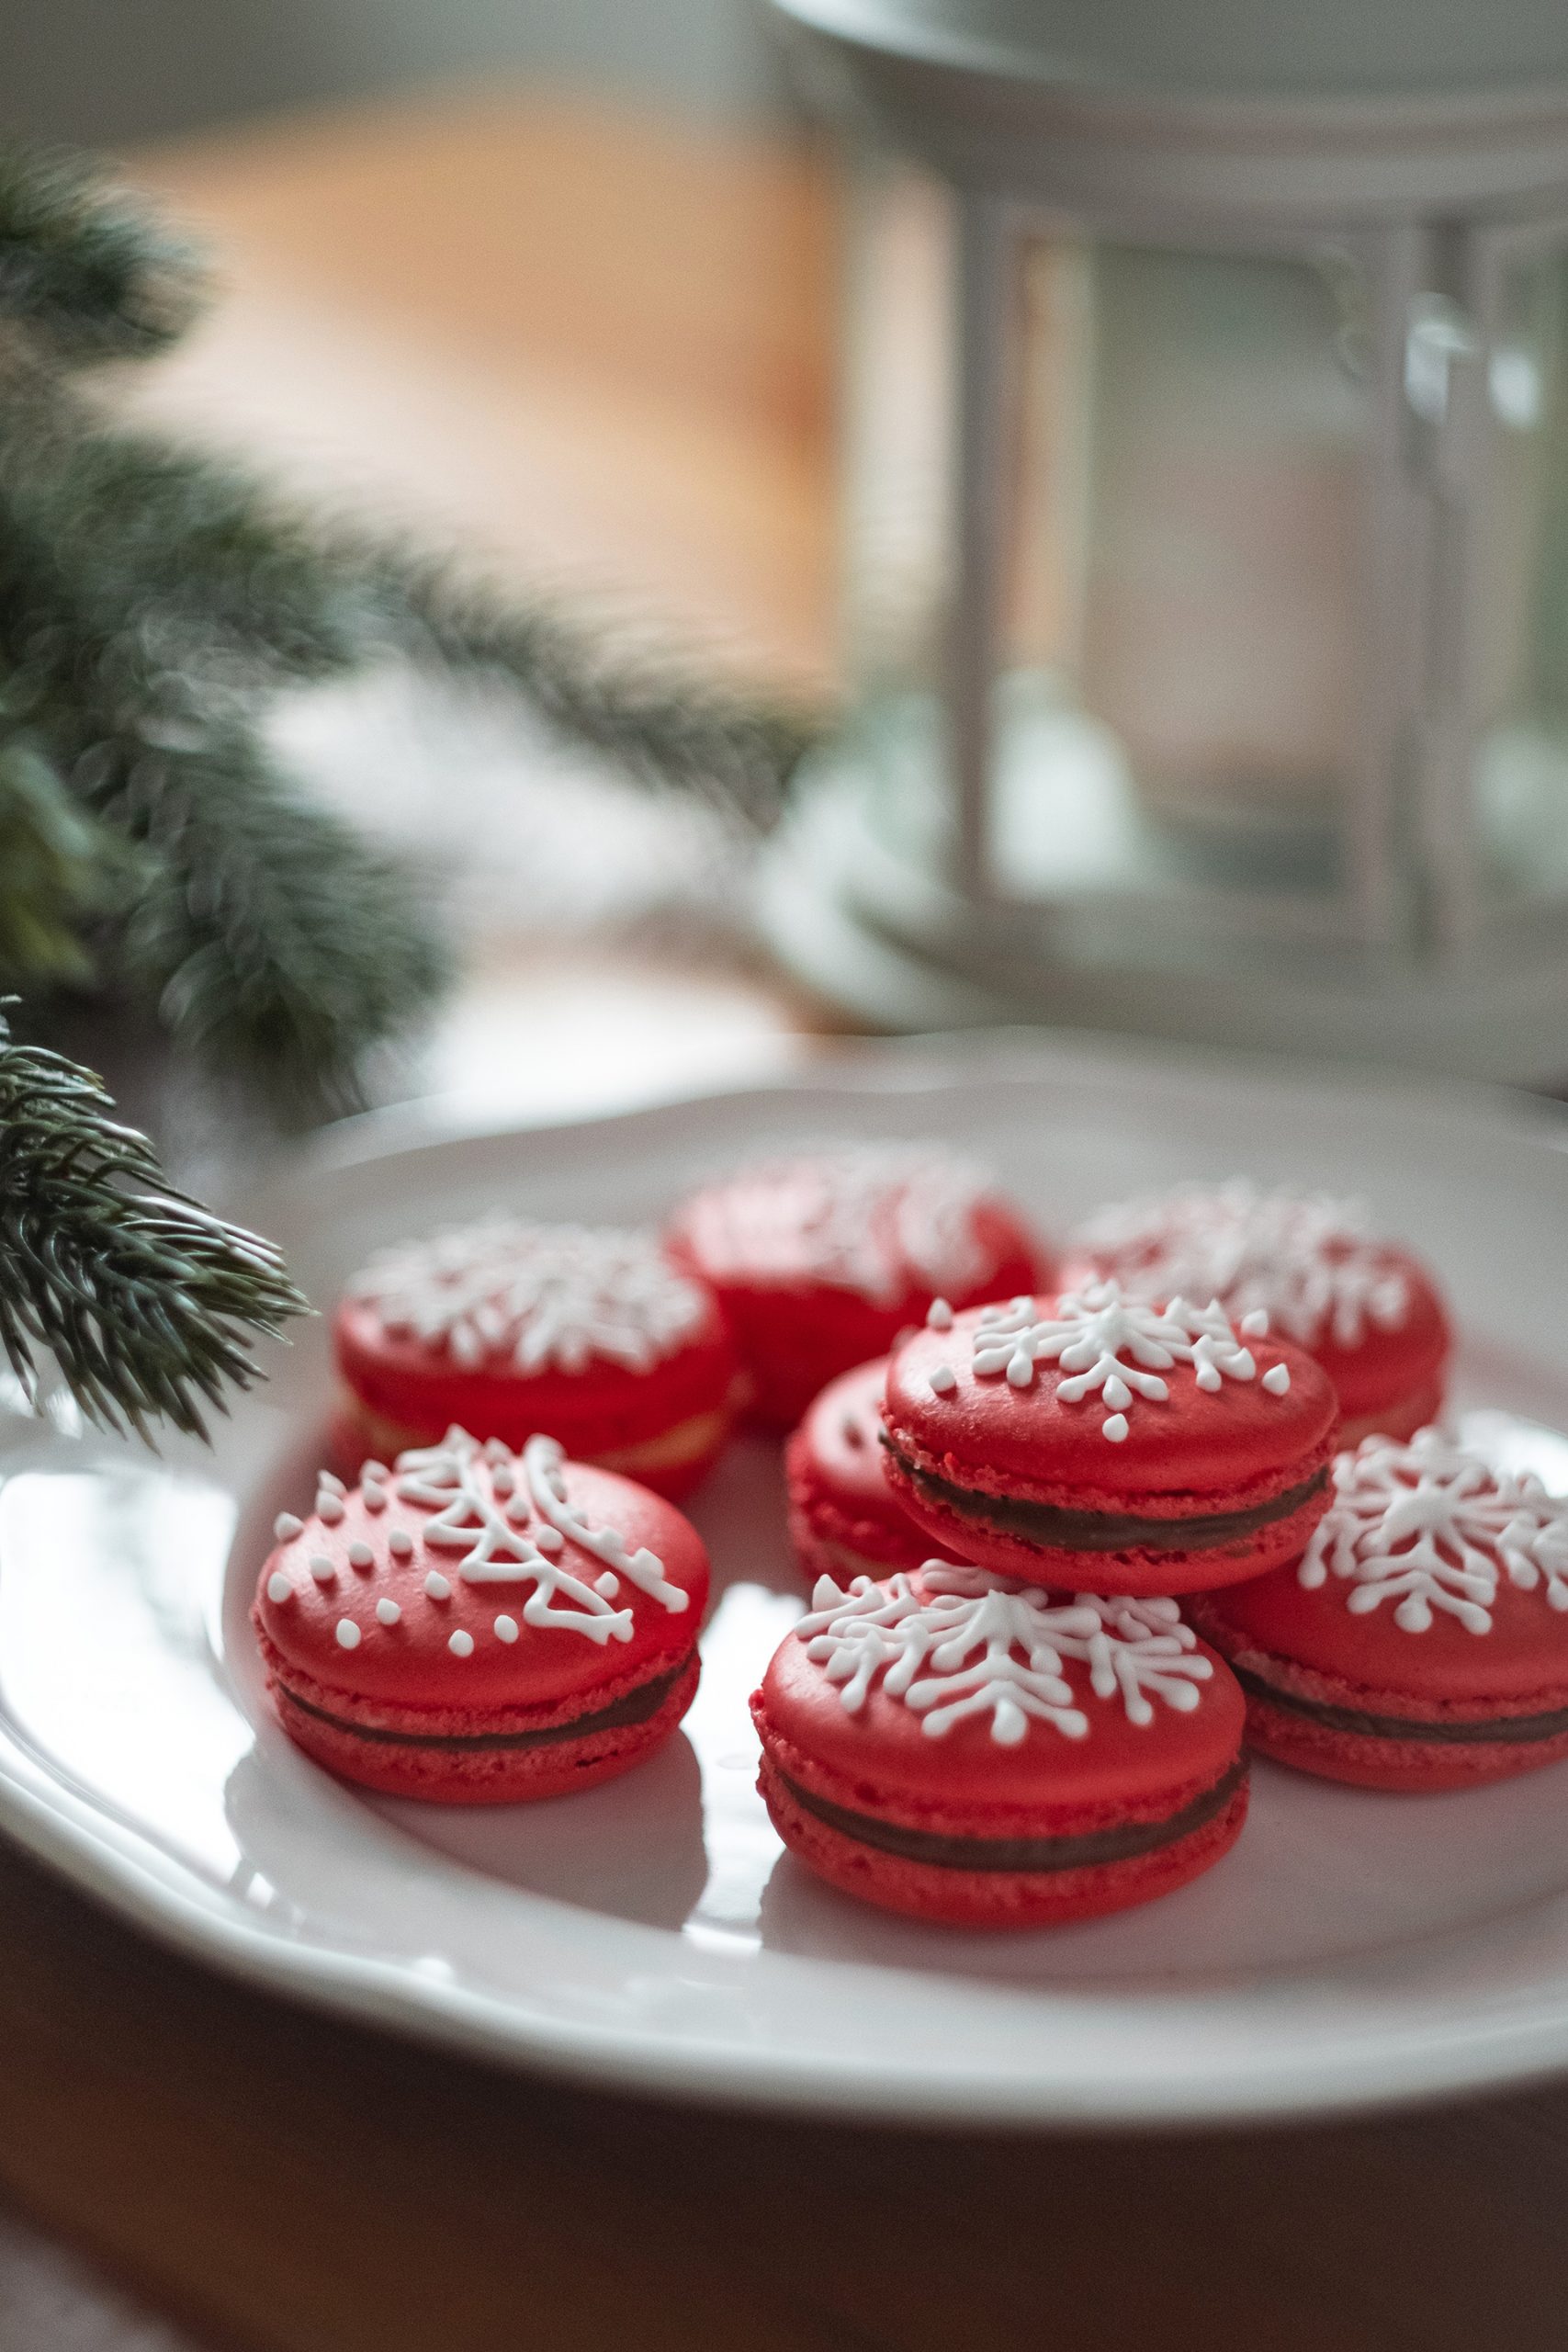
[332,1215,738,1499]
[752,1562,1248,1926]
[784,1356,953,1589]
[1064,1180,1450,1447]
[880,1283,1338,1596]
[253,1428,709,1802]
[1188,1429,1568,1791]
[667,1144,1045,1430]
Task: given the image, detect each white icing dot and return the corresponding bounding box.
[1262,1363,1292,1395]
[1006,1351,1034,1388]
[362,1484,388,1514]
[308,1554,335,1583]
[448,1628,475,1657]
[375,1597,401,1625]
[491,1464,514,1498]
[1240,1308,1270,1338]
[424,1569,452,1600]
[1194,1363,1223,1392]
[359,1460,389,1483]
[347,1540,375,1568]
[334,1618,361,1649]
[926,1296,954,1330]
[928,1363,957,1396]
[595,1571,621,1598]
[388,1529,414,1558]
[1103,1413,1130,1442]
[273,1512,303,1541]
[316,1492,346,1525]
[535,1525,565,1555]
[493,1613,519,1642]
[317,1470,346,1497]
[265,1572,293,1603]
[504,1491,531,1525]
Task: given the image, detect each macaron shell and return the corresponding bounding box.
[757,1753,1249,1927]
[884,1310,1337,1504]
[271,1652,701,1804]
[667,1180,1045,1430]
[882,1450,1337,1596]
[333,1291,738,1466]
[1302,1257,1450,1430]
[1190,1557,1568,1713]
[758,1613,1245,1827]
[255,1457,709,1717]
[785,1358,938,1581]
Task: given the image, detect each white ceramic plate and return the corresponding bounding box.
[6,1036,1568,2129]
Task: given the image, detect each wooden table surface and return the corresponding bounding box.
[9,89,1568,2351]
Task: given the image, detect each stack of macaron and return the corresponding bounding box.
[755,1277,1338,1926]
[259,1157,1568,1925]
[759,1176,1568,1927]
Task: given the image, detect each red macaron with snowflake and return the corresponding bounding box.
[332,1215,739,1499]
[880,1282,1338,1596]
[784,1356,952,1589]
[253,1428,710,1802]
[666,1144,1045,1430]
[1063,1180,1450,1446]
[752,1562,1248,1927]
[1187,1429,1568,1791]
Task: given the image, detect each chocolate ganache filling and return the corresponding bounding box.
[1229,1663,1568,1746]
[883,1438,1327,1555]
[773,1756,1247,1872]
[276,1662,684,1750]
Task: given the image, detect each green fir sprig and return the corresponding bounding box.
[0,145,817,1115]
[0,1006,307,1439]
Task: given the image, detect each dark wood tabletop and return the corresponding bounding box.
[6,90,1568,2350]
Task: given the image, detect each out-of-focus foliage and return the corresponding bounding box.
[0,147,815,1116]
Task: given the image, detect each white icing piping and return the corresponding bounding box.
[700,1146,1000,1306]
[795,1566,1212,1744]
[1299,1428,1568,1634]
[347,1216,707,1374]
[522,1433,689,1613]
[968,1283,1264,1440]
[1073,1179,1412,1349]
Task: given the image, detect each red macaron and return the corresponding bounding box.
[333,1216,739,1500]
[1187,1429,1568,1791]
[1064,1180,1450,1447]
[254,1428,709,1802]
[752,1563,1247,1927]
[881,1283,1338,1596]
[785,1357,951,1588]
[667,1145,1045,1430]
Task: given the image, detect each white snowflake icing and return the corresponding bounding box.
[1073,1180,1412,1349]
[795,1566,1213,1744]
[695,1144,1002,1306]
[389,1426,687,1644]
[970,1283,1260,1440]
[348,1216,707,1373]
[1298,1428,1568,1634]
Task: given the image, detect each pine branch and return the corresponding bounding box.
[76,693,454,1117]
[0,1006,308,1439]
[0,148,203,368]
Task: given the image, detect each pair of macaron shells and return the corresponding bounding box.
[763,1287,1336,1927]
[254,1430,710,1803]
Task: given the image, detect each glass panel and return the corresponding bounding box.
[1472,243,1568,910]
[998,238,1373,907]
[840,175,1382,936]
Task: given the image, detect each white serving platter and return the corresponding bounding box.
[5,1035,1568,2130]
